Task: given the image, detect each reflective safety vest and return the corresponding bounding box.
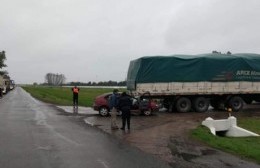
[73,87,79,93]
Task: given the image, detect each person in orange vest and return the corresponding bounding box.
[72,86,80,108]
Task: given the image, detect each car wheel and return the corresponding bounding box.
[142,109,152,116]
[99,106,109,116]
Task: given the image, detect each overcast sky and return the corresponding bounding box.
[1,0,260,84]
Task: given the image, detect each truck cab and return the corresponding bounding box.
[0,75,3,97]
[1,76,10,94]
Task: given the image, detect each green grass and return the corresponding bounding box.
[22,86,124,107]
[21,86,260,163]
[191,117,260,163]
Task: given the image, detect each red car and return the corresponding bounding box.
[93,92,158,116]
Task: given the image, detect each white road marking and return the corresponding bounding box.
[34,110,81,146]
[97,159,110,168]
[84,118,94,126]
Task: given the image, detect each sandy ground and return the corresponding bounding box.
[57,105,260,168]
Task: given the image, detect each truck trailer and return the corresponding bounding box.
[126,53,260,112]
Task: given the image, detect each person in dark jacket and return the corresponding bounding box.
[118,92,132,130]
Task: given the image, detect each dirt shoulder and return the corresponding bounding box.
[59,105,260,168]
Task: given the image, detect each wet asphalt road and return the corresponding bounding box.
[0,87,171,168]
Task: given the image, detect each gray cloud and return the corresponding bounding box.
[1,0,260,84]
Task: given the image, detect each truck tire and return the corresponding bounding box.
[228,96,244,112]
[193,97,209,112]
[176,97,191,113]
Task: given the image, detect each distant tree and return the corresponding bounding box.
[0,70,8,76]
[0,51,7,69]
[212,50,221,54]
[70,82,82,86]
[45,73,66,86]
[97,81,104,86]
[227,51,232,55]
[65,80,126,86]
[118,81,126,86]
[85,81,90,86]
[212,50,232,55]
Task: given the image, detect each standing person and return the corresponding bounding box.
[72,86,80,109]
[109,89,119,129]
[118,92,132,130]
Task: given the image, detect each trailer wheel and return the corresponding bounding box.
[176,97,191,113]
[228,96,244,112]
[193,97,209,112]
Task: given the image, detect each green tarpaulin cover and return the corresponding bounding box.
[127,53,260,90]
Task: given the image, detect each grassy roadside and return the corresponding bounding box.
[22,86,123,107]
[191,117,260,164]
[22,85,260,163]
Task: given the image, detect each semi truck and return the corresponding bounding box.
[0,75,10,94]
[10,80,15,90]
[126,53,260,112]
[0,75,3,97]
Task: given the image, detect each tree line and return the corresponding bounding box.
[43,72,126,86]
[67,80,126,86]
